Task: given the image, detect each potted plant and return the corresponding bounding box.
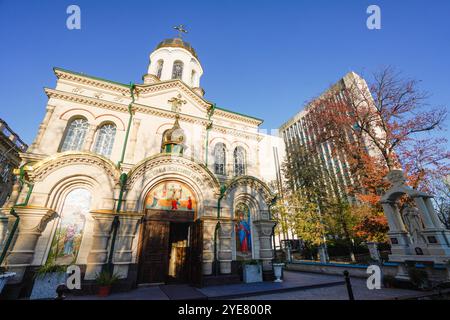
[272,259,285,283]
[407,266,430,290]
[95,270,119,297]
[242,260,263,283]
[30,263,67,300]
[0,267,16,294]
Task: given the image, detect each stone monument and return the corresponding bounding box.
[380,169,450,282]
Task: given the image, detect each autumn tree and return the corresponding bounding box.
[307,67,449,203]
[281,143,360,261]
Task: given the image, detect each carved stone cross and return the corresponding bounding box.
[168,94,187,113]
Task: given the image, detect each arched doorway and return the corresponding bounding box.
[137,180,201,285]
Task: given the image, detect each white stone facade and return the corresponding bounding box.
[0,37,285,289]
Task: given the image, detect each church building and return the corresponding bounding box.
[0,31,285,293]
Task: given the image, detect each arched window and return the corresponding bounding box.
[233,147,246,176]
[172,60,184,80]
[93,123,116,158]
[60,118,89,152]
[47,188,92,265]
[214,143,226,175]
[156,59,164,79]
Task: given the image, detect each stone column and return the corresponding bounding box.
[85,212,115,280]
[382,201,407,232]
[253,220,276,275]
[424,197,444,228]
[125,118,141,163]
[218,220,233,274]
[367,242,381,262]
[83,124,97,152]
[381,201,411,261]
[412,196,435,229]
[202,219,217,276]
[111,213,143,279]
[381,200,411,257]
[5,207,56,283]
[29,105,55,153]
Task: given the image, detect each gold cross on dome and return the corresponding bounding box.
[168,94,187,114]
[174,24,188,39]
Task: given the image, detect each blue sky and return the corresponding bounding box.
[0,0,449,145]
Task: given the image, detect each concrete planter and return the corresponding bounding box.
[243,264,263,283]
[30,272,67,300]
[0,272,16,294]
[273,263,285,282]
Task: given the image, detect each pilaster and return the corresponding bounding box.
[4,206,57,283]
[218,220,233,274]
[29,105,56,153]
[253,220,276,272]
[84,211,115,280]
[201,218,217,276]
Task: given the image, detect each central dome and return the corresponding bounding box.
[155,38,199,60]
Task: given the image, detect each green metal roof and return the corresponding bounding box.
[215,106,264,123]
[53,67,130,88]
[54,67,263,124]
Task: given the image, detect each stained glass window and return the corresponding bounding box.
[214,143,226,175]
[172,60,184,80]
[234,147,246,176]
[60,118,89,152]
[93,123,116,158]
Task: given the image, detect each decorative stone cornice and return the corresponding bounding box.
[54,68,130,95]
[90,210,144,218]
[136,80,211,109]
[126,153,221,193]
[12,206,57,233]
[45,88,262,142]
[28,151,121,183]
[224,175,274,205]
[253,220,277,237]
[45,88,130,113]
[54,68,262,127]
[213,109,262,127]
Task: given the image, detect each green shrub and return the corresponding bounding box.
[95,270,120,286]
[242,259,260,266]
[35,263,67,279]
[383,274,396,287]
[407,265,429,289]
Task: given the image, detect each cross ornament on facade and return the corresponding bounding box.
[168,94,187,114]
[174,24,188,39]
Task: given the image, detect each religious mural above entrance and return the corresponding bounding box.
[145,181,196,211]
[48,188,91,265]
[235,203,252,260]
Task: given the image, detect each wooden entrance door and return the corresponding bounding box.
[189,219,203,287]
[138,220,170,284]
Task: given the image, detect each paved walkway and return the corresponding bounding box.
[67,271,419,300]
[236,276,420,300]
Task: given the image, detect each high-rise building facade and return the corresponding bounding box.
[279,72,375,202]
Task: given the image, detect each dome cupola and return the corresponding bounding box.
[161,115,186,155]
[144,25,204,93]
[155,38,198,60]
